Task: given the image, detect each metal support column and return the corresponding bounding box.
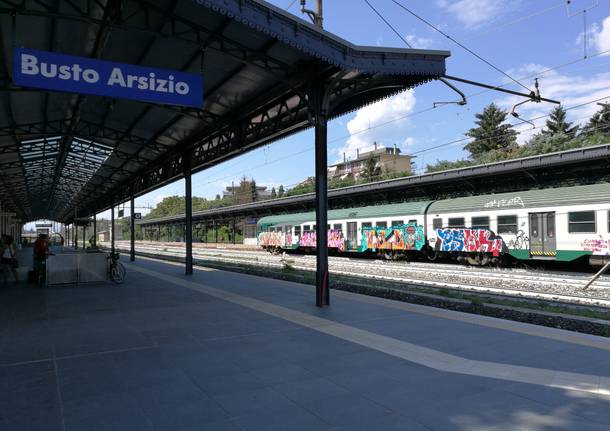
[184,153,193,275]
[130,195,135,262]
[111,206,115,254]
[232,218,236,244]
[214,220,217,243]
[311,83,330,307]
[82,225,86,249]
[74,223,78,249]
[93,215,97,247]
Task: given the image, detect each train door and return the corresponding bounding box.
[346,222,358,250]
[529,212,556,256]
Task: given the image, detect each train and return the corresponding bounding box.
[256,182,610,266]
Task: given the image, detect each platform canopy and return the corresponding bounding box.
[0,0,449,223]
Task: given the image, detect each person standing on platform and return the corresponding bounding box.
[1,235,19,284]
[33,234,50,284]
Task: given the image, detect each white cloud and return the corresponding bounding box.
[437,0,510,28]
[496,64,610,143]
[339,90,417,159]
[405,34,434,49]
[578,15,610,55]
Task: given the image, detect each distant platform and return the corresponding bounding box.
[2,256,610,430]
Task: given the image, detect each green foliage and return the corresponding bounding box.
[425,159,475,173]
[362,153,381,182]
[270,187,277,198]
[541,105,578,139]
[582,102,610,136]
[278,184,285,197]
[464,103,517,159]
[286,177,315,196]
[425,101,609,173]
[250,179,258,202]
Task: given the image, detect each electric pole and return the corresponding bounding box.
[300,0,323,28]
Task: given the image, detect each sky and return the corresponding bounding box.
[73,0,610,222]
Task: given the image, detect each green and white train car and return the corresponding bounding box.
[257,183,610,265]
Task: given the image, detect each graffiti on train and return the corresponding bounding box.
[258,231,286,247]
[298,230,346,250]
[581,237,610,255]
[435,228,506,256]
[507,230,530,250]
[359,224,425,252]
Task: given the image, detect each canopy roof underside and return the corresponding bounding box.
[0,0,449,223]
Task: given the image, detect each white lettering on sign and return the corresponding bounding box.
[21,53,190,96]
[22,54,99,83]
[484,196,525,209]
[106,68,189,95]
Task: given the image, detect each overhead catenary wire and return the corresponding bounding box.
[199,87,610,189]
[362,0,412,48]
[327,48,610,146]
[461,2,567,42]
[410,95,610,158]
[198,94,610,190]
[389,0,532,92]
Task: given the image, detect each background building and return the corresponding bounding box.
[328,144,413,180]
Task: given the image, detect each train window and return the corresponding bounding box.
[361,222,372,228]
[471,216,490,230]
[391,220,404,226]
[312,225,316,231]
[327,224,330,230]
[497,215,517,234]
[448,217,465,228]
[333,223,342,231]
[568,211,596,233]
[432,218,443,229]
[547,213,555,238]
[303,225,311,232]
[294,226,301,236]
[376,221,387,228]
[530,214,539,238]
[408,219,417,224]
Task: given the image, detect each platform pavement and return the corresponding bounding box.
[1,256,610,430]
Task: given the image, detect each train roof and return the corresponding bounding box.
[427,182,610,214]
[257,200,432,227]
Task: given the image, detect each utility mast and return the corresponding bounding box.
[300,0,323,28]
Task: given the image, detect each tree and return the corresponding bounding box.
[145,196,185,219]
[464,103,517,159]
[541,105,578,138]
[426,159,474,173]
[250,179,258,202]
[270,187,277,198]
[278,184,285,197]
[362,153,381,182]
[286,177,315,196]
[583,103,610,136]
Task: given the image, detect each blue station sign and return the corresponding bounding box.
[12,48,203,108]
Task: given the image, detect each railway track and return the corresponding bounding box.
[107,241,610,308]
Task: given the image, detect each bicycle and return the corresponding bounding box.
[108,252,126,284]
